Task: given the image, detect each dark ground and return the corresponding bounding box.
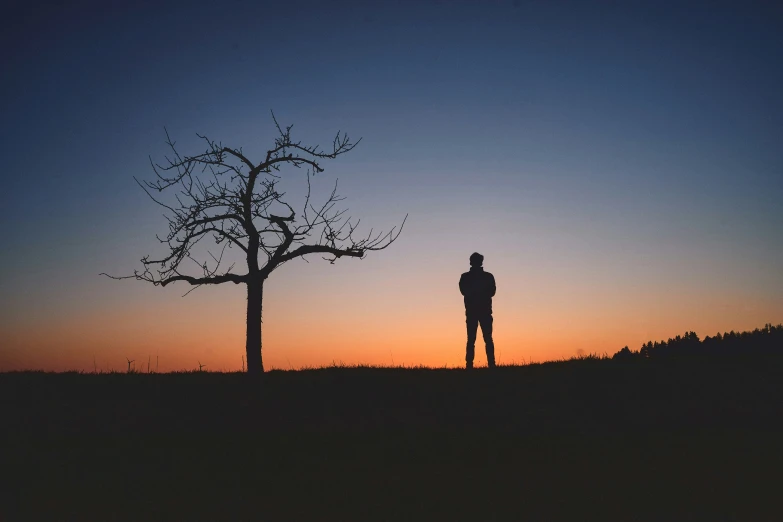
[2,356,782,521]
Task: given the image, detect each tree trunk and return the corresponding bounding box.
[245,277,264,375]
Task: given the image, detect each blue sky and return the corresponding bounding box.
[1,0,781,370]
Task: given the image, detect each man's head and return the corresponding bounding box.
[469,252,484,267]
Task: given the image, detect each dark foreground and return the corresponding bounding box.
[2,357,782,521]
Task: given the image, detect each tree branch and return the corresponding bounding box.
[101,271,247,286]
[106,114,405,298]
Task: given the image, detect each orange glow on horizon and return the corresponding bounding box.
[1,281,780,372]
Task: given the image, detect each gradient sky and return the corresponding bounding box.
[1,0,781,371]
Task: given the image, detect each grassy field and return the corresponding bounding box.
[2,356,782,521]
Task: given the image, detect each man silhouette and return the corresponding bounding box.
[459,252,496,369]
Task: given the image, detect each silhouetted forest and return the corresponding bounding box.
[612,323,783,360]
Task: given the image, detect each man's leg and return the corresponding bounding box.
[466,315,479,369]
[479,314,495,368]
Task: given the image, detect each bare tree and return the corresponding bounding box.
[103,113,406,375]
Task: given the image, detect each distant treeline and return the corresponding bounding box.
[613,323,783,360]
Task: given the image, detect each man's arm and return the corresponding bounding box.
[459,273,467,296]
[489,273,496,297]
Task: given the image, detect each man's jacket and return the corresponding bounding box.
[459,267,496,316]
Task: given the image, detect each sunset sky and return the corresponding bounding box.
[1,1,781,372]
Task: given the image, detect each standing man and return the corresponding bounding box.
[459,252,496,369]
